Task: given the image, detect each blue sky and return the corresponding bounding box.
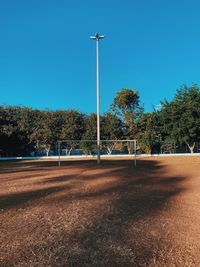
[0,0,200,113]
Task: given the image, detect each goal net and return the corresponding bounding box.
[57,139,137,166]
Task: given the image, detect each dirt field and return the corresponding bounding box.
[0,157,200,267]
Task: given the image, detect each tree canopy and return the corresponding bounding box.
[158,85,200,152]
[111,88,143,139]
[1,85,200,156]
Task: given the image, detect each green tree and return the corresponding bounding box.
[28,110,53,156]
[111,88,143,139]
[101,112,124,154]
[101,112,124,140]
[0,106,32,156]
[159,85,200,153]
[51,110,84,155]
[137,112,161,154]
[80,141,93,155]
[83,113,97,140]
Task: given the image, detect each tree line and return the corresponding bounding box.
[1,84,200,156]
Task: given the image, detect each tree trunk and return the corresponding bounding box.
[186,142,195,153]
[106,146,112,155]
[127,142,133,154]
[69,147,72,156]
[45,145,51,157]
[46,148,49,157]
[105,142,116,155]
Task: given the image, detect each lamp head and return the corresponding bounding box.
[90,33,105,40]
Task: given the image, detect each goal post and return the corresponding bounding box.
[57,139,137,166]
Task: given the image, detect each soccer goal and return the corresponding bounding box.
[57,139,137,166]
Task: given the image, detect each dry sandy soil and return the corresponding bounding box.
[0,157,200,266]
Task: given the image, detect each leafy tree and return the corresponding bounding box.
[159,85,200,153]
[137,112,161,154]
[82,112,124,154]
[49,110,65,143]
[0,106,32,156]
[66,110,84,140]
[1,83,200,157]
[101,112,124,140]
[80,141,94,155]
[51,110,84,155]
[82,113,97,140]
[111,88,143,139]
[28,110,53,156]
[101,112,124,154]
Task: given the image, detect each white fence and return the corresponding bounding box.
[0,153,200,161]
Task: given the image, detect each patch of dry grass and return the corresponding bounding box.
[0,158,200,266]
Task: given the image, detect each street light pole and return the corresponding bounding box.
[90,33,104,164]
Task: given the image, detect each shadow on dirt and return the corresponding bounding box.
[48,160,185,266]
[0,159,186,266]
[0,159,93,174]
[0,185,70,210]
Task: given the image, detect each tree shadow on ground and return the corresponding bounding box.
[0,160,93,174]
[46,160,185,266]
[1,159,187,266]
[0,185,71,210]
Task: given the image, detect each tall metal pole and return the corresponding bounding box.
[96,38,101,164]
[90,33,104,164]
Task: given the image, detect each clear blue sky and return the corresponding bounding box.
[1,0,200,113]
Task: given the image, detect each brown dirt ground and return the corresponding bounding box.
[0,157,200,267]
